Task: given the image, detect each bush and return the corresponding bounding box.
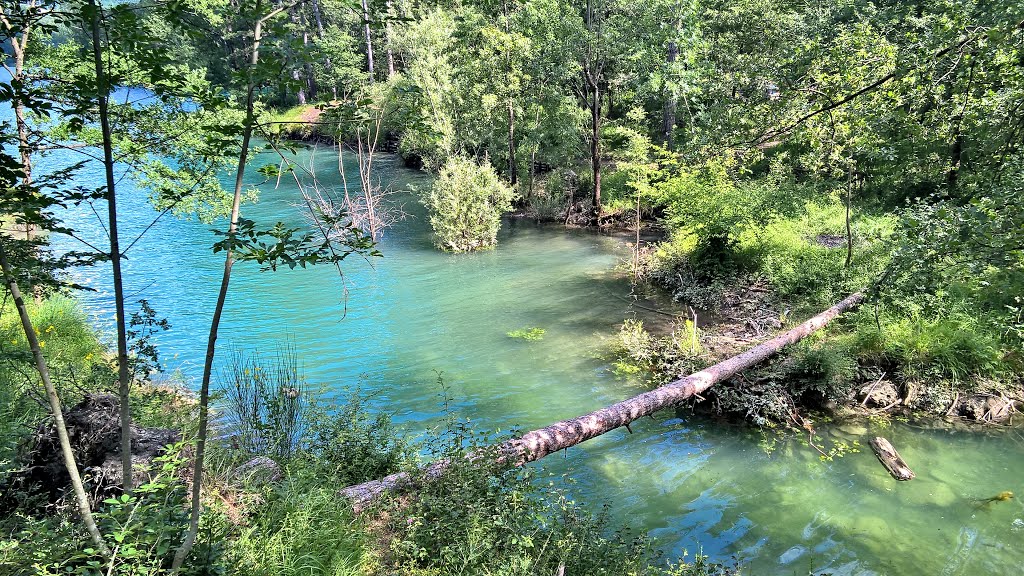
[611,318,705,384]
[301,391,413,485]
[0,449,221,576]
[421,156,516,252]
[785,336,860,405]
[524,169,574,221]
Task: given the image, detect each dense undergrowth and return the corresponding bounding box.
[0,297,732,576]
[603,153,1023,424]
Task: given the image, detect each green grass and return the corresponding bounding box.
[226,478,367,576]
[851,307,1009,384]
[0,295,108,466]
[266,104,324,140]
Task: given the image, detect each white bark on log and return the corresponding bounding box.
[342,291,866,507]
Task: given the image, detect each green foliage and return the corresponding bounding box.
[0,296,109,464]
[0,450,220,576]
[507,327,545,341]
[611,319,704,384]
[300,391,413,486]
[376,416,731,576]
[785,337,860,405]
[852,308,1009,384]
[225,478,365,576]
[524,168,576,221]
[421,156,516,252]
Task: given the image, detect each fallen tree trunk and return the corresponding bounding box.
[342,291,866,507]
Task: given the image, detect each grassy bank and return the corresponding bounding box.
[621,172,1021,426]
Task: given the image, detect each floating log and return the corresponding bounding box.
[869,436,915,481]
[341,291,866,507]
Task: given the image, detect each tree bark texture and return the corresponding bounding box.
[89,0,134,494]
[361,0,374,78]
[341,291,866,507]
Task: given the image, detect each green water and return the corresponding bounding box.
[45,141,1024,575]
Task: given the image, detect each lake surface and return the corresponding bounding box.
[5,82,1023,574]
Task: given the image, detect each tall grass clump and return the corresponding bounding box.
[852,307,1008,384]
[225,476,366,576]
[222,347,308,461]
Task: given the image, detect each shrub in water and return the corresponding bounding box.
[421,156,516,252]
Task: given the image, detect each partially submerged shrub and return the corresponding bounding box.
[421,156,516,252]
[612,319,705,383]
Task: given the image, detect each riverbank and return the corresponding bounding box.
[614,196,1024,426]
[0,294,733,576]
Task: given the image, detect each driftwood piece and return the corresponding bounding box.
[341,291,866,507]
[869,436,915,481]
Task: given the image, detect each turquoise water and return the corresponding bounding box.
[5,75,1023,574]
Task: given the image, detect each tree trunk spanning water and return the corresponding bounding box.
[342,291,866,507]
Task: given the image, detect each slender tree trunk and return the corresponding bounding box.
[310,0,325,35]
[947,60,976,191]
[662,40,678,149]
[88,0,134,493]
[361,0,374,79]
[384,0,396,77]
[5,2,38,296]
[341,292,867,506]
[584,0,601,225]
[508,99,517,185]
[590,81,601,224]
[171,4,290,570]
[299,2,315,101]
[0,240,110,556]
[845,168,853,269]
